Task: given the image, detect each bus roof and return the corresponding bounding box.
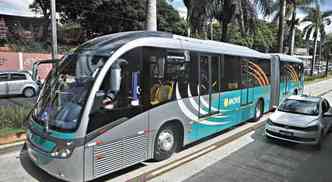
[75,31,270,59]
[270,53,303,63]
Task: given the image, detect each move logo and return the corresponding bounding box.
[224,97,240,107]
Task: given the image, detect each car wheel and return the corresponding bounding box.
[153,124,179,161]
[23,87,35,98]
[252,100,263,122]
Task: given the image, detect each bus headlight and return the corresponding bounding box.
[51,141,74,158]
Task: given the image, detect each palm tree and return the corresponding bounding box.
[146,0,157,31]
[301,3,332,76]
[278,0,287,53]
[289,0,323,55]
[183,0,192,36]
[209,0,272,42]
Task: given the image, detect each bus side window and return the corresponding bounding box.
[221,55,240,91]
[87,48,143,133]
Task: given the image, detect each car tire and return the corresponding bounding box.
[153,124,179,161]
[252,100,263,122]
[23,87,35,98]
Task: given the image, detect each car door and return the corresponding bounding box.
[0,73,9,95]
[8,73,27,95]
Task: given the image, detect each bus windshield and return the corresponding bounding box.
[32,54,109,132]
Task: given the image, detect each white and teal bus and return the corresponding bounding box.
[25,31,303,181]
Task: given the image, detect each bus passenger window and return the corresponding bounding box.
[221,55,240,91]
[88,48,143,133]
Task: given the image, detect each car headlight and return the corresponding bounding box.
[51,141,75,158]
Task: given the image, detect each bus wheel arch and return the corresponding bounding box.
[153,120,184,161]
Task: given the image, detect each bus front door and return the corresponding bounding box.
[198,54,220,118]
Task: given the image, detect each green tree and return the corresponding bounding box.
[30,0,51,41]
[207,0,272,42]
[301,2,332,75]
[158,0,187,35]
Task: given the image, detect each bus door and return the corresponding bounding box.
[198,54,220,118]
[240,59,254,120]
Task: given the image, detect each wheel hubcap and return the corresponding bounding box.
[158,130,174,152]
[25,89,33,97]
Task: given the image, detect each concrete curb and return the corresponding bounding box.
[111,114,270,182]
[0,140,25,155]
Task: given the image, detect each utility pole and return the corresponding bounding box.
[51,0,58,61]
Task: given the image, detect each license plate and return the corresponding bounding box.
[279,130,293,136]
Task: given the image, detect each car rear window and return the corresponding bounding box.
[10,73,26,81]
[0,74,9,81]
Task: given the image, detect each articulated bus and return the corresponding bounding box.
[25,31,303,181]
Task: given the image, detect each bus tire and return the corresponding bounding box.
[153,124,179,161]
[253,100,263,122]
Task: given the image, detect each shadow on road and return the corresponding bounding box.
[19,143,63,182]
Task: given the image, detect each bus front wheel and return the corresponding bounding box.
[153,124,179,161]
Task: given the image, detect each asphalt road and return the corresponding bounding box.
[156,86,332,182]
[185,124,332,182]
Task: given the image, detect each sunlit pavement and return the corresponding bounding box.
[0,79,332,182]
[153,87,332,182]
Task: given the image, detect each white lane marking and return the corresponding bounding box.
[149,131,255,182]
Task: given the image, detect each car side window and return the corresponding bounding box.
[0,74,9,82]
[10,73,26,81]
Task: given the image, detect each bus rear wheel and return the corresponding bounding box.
[253,100,263,122]
[153,124,179,161]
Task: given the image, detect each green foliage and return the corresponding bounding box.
[31,0,186,40]
[0,104,33,131]
[0,128,25,137]
[0,39,8,46]
[158,0,187,36]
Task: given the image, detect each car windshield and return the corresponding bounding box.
[278,99,319,116]
[32,53,109,132]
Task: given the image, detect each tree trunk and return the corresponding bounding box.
[145,0,157,31]
[41,16,49,41]
[311,33,318,76]
[290,4,296,55]
[325,48,329,77]
[278,0,286,53]
[187,26,191,37]
[210,21,213,40]
[202,19,208,40]
[221,22,229,42]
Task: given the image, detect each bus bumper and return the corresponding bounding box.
[26,140,84,182]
